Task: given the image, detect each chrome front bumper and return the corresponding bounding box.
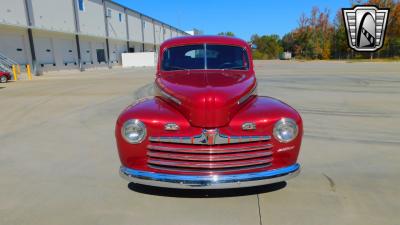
[119,163,300,189]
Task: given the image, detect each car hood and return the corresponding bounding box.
[156,70,256,128]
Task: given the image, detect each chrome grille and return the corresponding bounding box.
[147,142,273,173]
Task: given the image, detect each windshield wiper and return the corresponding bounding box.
[222,66,247,70]
[167,65,190,71]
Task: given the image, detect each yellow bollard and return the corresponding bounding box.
[12,65,17,81]
[17,64,21,75]
[26,64,32,80]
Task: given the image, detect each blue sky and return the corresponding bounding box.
[114,0,351,40]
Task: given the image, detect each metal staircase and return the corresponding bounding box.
[0,52,18,73]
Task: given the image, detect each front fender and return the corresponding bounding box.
[116,97,199,170]
[229,96,303,168]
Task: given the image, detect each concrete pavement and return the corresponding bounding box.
[0,61,399,225]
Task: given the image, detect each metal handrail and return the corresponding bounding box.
[0,62,11,72]
[0,51,18,72]
[0,53,17,66]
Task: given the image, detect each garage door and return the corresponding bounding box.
[80,41,92,64]
[35,37,55,65]
[109,42,127,64]
[0,33,29,64]
[109,43,117,63]
[58,39,76,65]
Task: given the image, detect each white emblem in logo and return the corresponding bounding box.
[342,5,389,52]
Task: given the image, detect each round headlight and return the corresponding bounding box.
[273,118,298,143]
[121,119,146,144]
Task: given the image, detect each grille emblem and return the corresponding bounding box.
[203,129,218,145]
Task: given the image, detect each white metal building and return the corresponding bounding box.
[0,0,188,74]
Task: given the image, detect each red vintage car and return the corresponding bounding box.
[116,36,303,189]
[0,71,11,83]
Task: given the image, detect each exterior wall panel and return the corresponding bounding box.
[0,26,30,64]
[172,30,178,38]
[0,0,28,27]
[80,36,108,65]
[109,40,127,63]
[143,43,154,52]
[127,11,142,42]
[33,31,80,71]
[154,22,162,45]
[164,27,172,40]
[128,42,142,52]
[105,1,127,40]
[34,36,55,65]
[80,40,93,64]
[53,38,77,65]
[142,17,154,44]
[31,0,76,33]
[77,0,106,37]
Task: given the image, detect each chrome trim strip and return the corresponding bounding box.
[147,150,272,161]
[148,163,271,173]
[159,88,182,105]
[148,157,273,169]
[237,83,257,105]
[147,144,273,154]
[120,163,301,189]
[149,129,271,145]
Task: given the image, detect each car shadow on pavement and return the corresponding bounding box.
[128,182,286,198]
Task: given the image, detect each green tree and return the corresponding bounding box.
[250,34,283,59]
[254,0,400,60]
[282,7,333,59]
[332,10,351,59]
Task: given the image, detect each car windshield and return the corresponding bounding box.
[162,44,249,71]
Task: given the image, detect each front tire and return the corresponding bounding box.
[0,75,7,83]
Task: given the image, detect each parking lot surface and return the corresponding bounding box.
[1,61,399,225]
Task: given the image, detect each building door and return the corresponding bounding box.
[35,37,55,65]
[109,47,117,63]
[80,41,92,64]
[59,39,76,65]
[96,49,105,63]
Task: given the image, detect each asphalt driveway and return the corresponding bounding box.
[0,61,399,225]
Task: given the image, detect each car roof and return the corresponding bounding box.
[161,35,249,49]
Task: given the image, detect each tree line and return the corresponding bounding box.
[218,0,400,60]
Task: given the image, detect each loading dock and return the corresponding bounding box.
[0,0,189,74]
